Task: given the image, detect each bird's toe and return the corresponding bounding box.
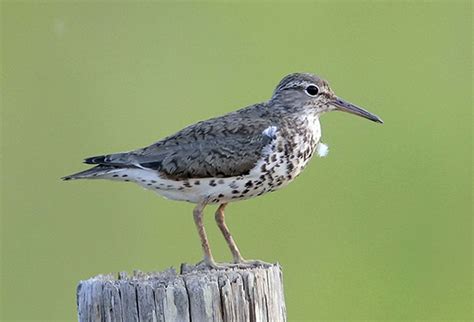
[233,258,273,268]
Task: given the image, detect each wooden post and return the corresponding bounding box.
[77,263,286,322]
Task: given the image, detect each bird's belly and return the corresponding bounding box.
[102,166,301,204]
[101,168,274,204]
[153,173,286,204]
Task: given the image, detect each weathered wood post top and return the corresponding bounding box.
[77,263,286,322]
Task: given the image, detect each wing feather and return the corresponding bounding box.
[85,104,276,179]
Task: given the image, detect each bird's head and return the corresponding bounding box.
[270,73,383,124]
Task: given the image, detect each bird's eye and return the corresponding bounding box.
[305,85,319,96]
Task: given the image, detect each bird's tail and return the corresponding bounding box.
[61,165,121,181]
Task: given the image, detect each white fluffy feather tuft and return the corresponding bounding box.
[317,142,329,157]
[262,125,278,139]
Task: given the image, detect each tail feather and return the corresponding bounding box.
[62,165,120,181]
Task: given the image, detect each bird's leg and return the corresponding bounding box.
[193,203,217,268]
[215,203,272,268]
[214,203,245,264]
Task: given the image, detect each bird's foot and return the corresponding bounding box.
[232,258,273,269]
[183,257,273,273]
[193,258,231,271]
[192,259,271,271]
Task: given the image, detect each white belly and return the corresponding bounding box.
[101,168,273,204]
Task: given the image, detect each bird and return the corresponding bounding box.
[63,72,383,269]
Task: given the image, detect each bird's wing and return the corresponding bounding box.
[84,108,276,179]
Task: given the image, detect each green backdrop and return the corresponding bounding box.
[1,1,472,321]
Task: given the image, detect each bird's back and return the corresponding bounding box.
[66,103,274,180]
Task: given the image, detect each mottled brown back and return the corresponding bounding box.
[85,103,275,179]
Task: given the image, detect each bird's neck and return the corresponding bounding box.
[275,107,320,126]
[276,109,322,144]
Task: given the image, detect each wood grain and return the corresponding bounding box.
[77,263,286,322]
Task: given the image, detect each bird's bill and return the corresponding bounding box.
[332,97,383,124]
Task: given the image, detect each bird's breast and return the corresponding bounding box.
[268,115,321,182]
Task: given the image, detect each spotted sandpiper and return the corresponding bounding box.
[63,73,383,268]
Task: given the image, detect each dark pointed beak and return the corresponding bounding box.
[332,97,383,124]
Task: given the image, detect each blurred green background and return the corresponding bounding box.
[1,1,472,321]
